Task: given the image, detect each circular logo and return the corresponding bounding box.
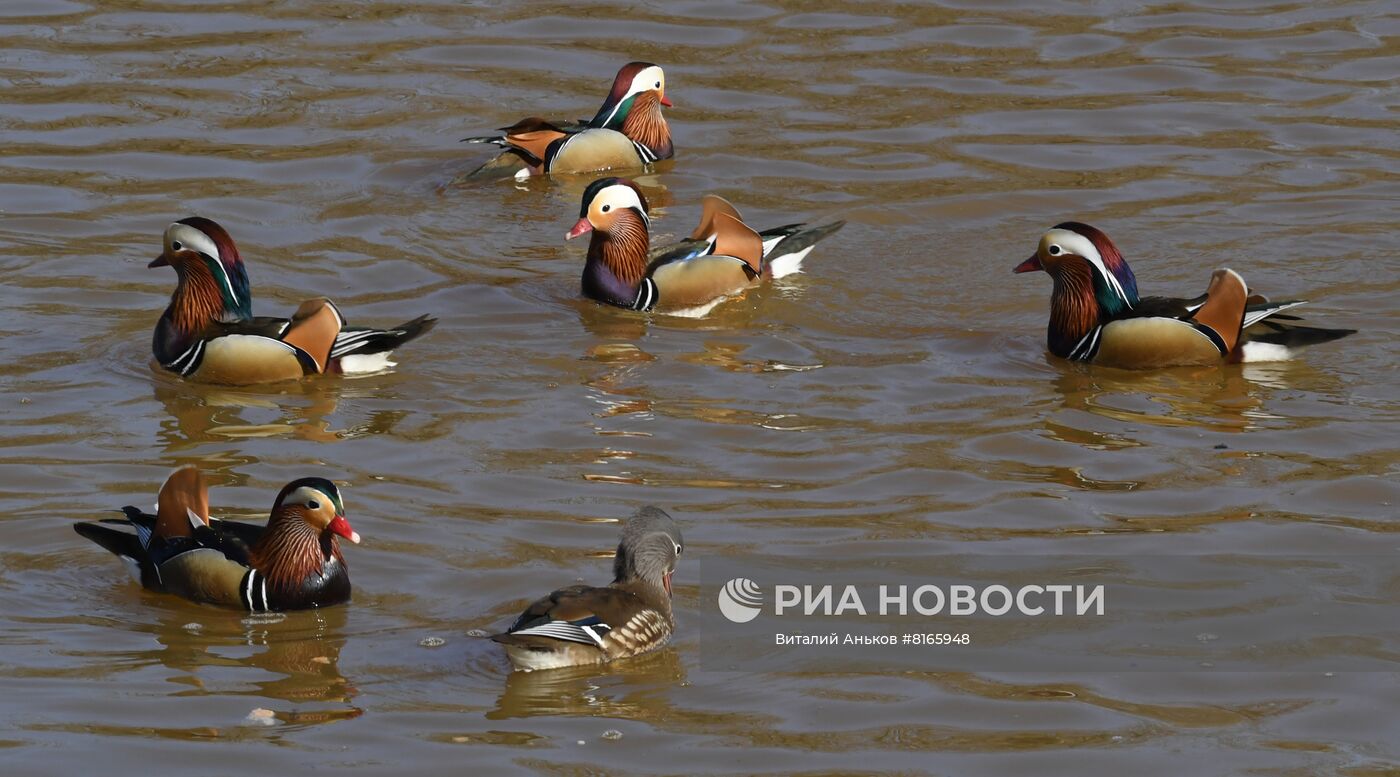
[718,577,763,623]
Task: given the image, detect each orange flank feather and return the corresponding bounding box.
[281,298,345,373]
[153,466,210,539]
[1193,268,1248,355]
[689,195,744,241]
[502,122,568,167]
[711,213,764,277]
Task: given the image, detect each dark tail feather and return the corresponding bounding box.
[763,221,845,257]
[330,315,438,359]
[99,506,154,529]
[74,518,163,589]
[764,220,845,278]
[73,521,144,561]
[1247,320,1356,348]
[459,150,537,182]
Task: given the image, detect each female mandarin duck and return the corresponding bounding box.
[492,507,682,672]
[462,61,673,179]
[73,467,359,611]
[150,217,436,384]
[567,178,844,316]
[1014,222,1354,369]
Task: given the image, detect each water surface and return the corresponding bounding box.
[2,1,1398,774]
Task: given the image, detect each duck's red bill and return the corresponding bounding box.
[566,218,593,240]
[660,95,673,107]
[328,515,361,544]
[1013,254,1042,273]
[663,571,673,597]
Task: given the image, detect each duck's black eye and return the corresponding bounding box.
[654,81,661,89]
[601,204,611,213]
[674,543,682,555]
[171,240,183,251]
[1048,244,1062,256]
[308,500,320,509]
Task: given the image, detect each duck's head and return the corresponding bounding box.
[567,177,651,240]
[613,506,683,597]
[151,217,253,320]
[1014,221,1140,314]
[271,477,359,546]
[590,62,671,129]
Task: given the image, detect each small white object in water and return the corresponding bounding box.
[602,730,622,741]
[419,636,446,648]
[245,708,276,726]
[466,629,488,638]
[183,622,202,632]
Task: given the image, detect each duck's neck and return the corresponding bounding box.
[620,92,672,160]
[249,511,341,594]
[1047,262,1102,358]
[582,211,651,306]
[614,577,673,619]
[167,262,236,337]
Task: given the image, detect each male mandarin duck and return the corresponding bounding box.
[567,178,844,315]
[149,217,436,384]
[462,61,673,179]
[73,467,359,611]
[492,507,682,672]
[1014,222,1354,369]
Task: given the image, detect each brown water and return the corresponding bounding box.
[2,1,1399,774]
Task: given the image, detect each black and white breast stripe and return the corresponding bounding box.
[512,620,612,648]
[165,340,206,376]
[631,278,658,311]
[1068,325,1103,361]
[631,140,657,165]
[239,569,271,612]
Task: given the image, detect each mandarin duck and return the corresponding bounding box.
[149,217,436,384]
[1014,222,1355,369]
[492,507,683,672]
[462,62,673,179]
[567,178,844,315]
[73,467,359,611]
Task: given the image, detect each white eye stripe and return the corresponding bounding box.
[597,185,647,217]
[1043,228,1132,308]
[285,485,332,510]
[165,222,241,306]
[166,223,219,264]
[627,66,664,99]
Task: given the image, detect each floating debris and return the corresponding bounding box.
[244,708,276,727]
[419,636,446,648]
[183,622,202,632]
[602,729,622,741]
